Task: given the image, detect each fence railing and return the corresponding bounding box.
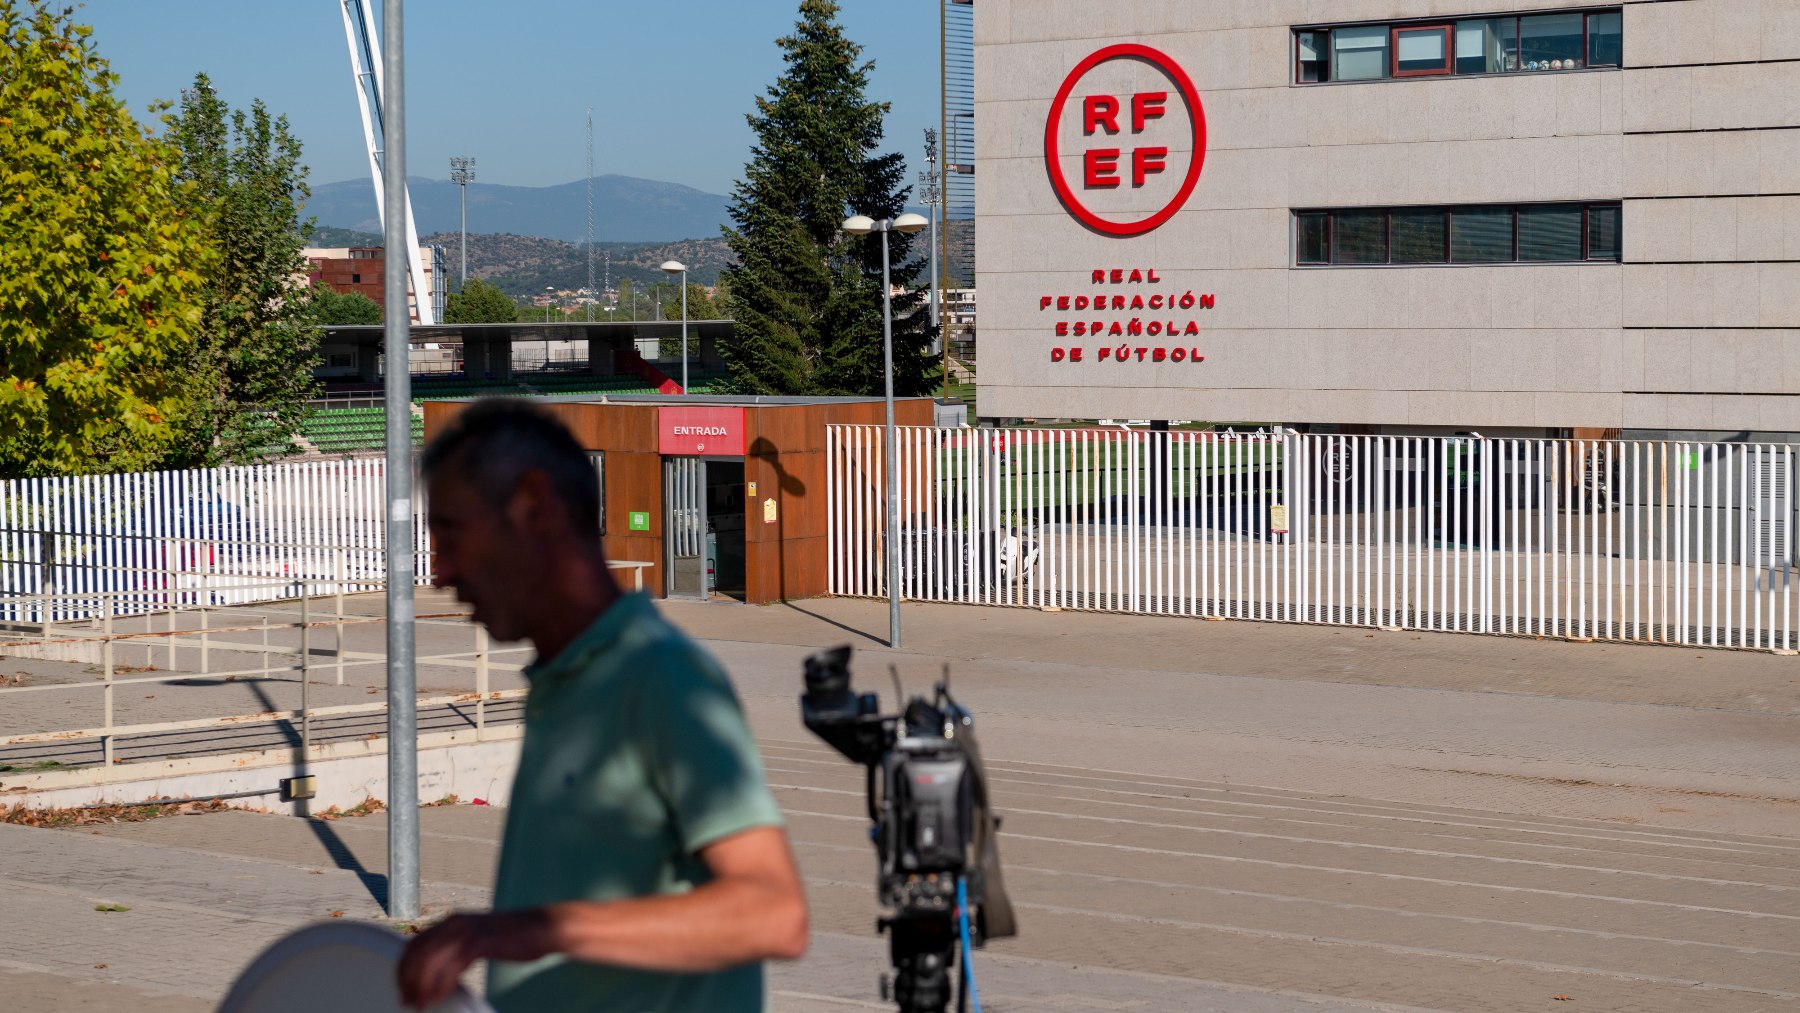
[0,460,431,624]
[827,426,1800,651]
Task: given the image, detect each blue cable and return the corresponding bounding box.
[956,876,983,1013]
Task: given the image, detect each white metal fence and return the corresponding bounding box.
[827,426,1800,651]
[0,460,431,624]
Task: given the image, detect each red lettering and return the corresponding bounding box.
[1131,92,1167,132]
[1152,347,1167,362]
[1055,321,1068,336]
[1040,295,1053,310]
[1084,149,1120,188]
[1132,148,1167,187]
[1074,295,1088,310]
[1200,293,1215,308]
[1091,269,1105,284]
[1098,346,1112,361]
[1184,321,1200,335]
[1051,347,1066,362]
[1070,347,1084,362]
[1171,348,1186,362]
[1110,269,1124,284]
[1057,296,1070,310]
[1148,269,1161,283]
[1074,322,1087,336]
[1111,295,1125,309]
[1128,269,1143,283]
[1083,95,1120,135]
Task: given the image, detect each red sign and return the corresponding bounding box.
[1045,44,1207,237]
[658,406,746,456]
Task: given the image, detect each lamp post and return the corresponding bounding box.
[544,285,554,324]
[449,157,474,289]
[840,212,928,649]
[660,260,688,393]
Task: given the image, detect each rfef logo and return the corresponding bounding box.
[1044,44,1206,237]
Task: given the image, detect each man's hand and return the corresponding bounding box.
[397,911,549,1010]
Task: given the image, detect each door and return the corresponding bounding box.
[665,457,706,598]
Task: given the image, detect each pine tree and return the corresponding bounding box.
[0,2,215,477]
[721,0,933,397]
[162,73,319,466]
[442,278,516,323]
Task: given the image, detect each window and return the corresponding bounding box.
[1335,210,1389,263]
[1296,212,1330,264]
[1333,25,1389,81]
[1587,11,1622,67]
[1391,209,1448,263]
[1393,25,1451,77]
[1297,9,1620,83]
[1295,203,1622,266]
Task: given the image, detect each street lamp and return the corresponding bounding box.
[660,260,688,393]
[840,212,928,649]
[544,285,554,324]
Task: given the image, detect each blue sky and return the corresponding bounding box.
[75,1,940,197]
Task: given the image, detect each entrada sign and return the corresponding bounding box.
[1045,44,1206,237]
[658,406,746,456]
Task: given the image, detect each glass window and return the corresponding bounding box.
[1518,205,1585,261]
[1588,204,1621,260]
[1455,18,1517,74]
[1296,212,1330,264]
[1333,25,1389,81]
[1519,12,1584,71]
[1587,11,1622,67]
[1394,26,1451,76]
[1333,210,1389,264]
[1297,31,1329,82]
[1451,208,1514,263]
[1391,209,1448,264]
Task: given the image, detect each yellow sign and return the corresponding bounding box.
[747,481,757,497]
[1269,503,1289,534]
[763,497,778,524]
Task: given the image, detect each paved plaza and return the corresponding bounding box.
[2,594,1797,1011]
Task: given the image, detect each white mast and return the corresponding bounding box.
[340,0,436,325]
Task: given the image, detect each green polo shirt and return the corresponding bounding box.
[486,592,784,1013]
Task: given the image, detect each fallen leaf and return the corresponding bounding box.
[471,798,489,806]
[94,963,107,969]
[1553,995,1573,1002]
[329,910,345,918]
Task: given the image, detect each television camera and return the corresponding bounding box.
[800,646,1015,1013]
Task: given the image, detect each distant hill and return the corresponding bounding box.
[306,174,732,244]
[303,227,733,293]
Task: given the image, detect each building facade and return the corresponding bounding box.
[304,245,447,325]
[975,1,1800,439]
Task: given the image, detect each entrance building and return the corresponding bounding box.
[421,394,933,603]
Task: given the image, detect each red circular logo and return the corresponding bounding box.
[1044,44,1207,237]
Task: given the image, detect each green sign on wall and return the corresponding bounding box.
[628,511,650,532]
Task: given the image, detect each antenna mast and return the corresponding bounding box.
[586,108,595,323]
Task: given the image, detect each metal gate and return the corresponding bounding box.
[826,427,1800,651]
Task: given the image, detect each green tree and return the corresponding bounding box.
[442,277,516,323]
[311,284,382,325]
[720,0,931,397]
[162,73,318,466]
[0,2,214,477]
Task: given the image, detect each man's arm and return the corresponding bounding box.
[397,825,807,1010]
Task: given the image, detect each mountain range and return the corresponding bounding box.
[306,174,733,244]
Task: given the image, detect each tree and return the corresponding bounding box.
[161,73,318,466]
[311,284,382,325]
[0,2,215,477]
[720,0,932,397]
[442,277,516,323]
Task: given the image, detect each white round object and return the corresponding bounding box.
[215,921,491,1013]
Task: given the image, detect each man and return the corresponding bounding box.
[398,399,807,1011]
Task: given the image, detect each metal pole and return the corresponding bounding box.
[301,581,311,753]
[680,271,689,393]
[458,181,467,288]
[882,223,901,649]
[381,0,420,922]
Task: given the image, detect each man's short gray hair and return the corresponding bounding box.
[421,398,600,541]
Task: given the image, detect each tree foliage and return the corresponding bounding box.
[0,2,214,477]
[720,0,932,397]
[161,73,318,466]
[311,284,382,325]
[442,277,516,323]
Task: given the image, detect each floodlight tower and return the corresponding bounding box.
[920,129,943,396]
[449,157,475,289]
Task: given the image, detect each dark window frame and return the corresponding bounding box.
[1295,7,1622,84]
[1391,24,1453,78]
[1294,203,1623,267]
